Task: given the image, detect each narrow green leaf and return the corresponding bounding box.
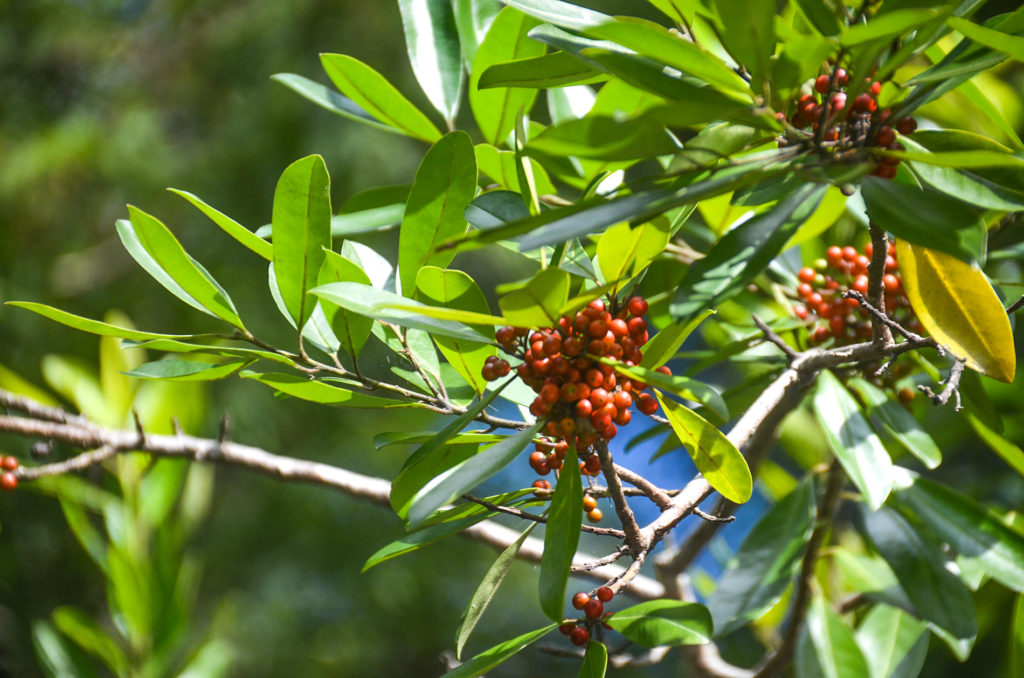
[241,371,421,408]
[708,480,817,635]
[33,619,103,678]
[656,392,751,502]
[465,190,530,229]
[363,513,495,571]
[320,53,442,143]
[602,359,727,423]
[469,7,545,146]
[441,624,558,678]
[375,430,502,451]
[456,523,537,659]
[712,0,776,83]
[500,0,608,31]
[606,600,713,647]
[579,641,608,678]
[399,0,463,126]
[595,220,668,290]
[540,445,582,621]
[891,469,1024,593]
[271,72,402,136]
[847,378,942,470]
[407,422,543,526]
[639,310,715,370]
[124,358,252,382]
[399,131,477,295]
[117,208,244,328]
[6,302,195,342]
[122,338,295,366]
[479,51,604,89]
[529,115,680,161]
[671,184,825,320]
[902,138,1024,211]
[794,0,843,36]
[813,370,893,509]
[475,144,557,195]
[797,596,871,678]
[271,155,332,328]
[51,606,127,676]
[454,0,501,68]
[843,9,943,46]
[169,189,272,260]
[854,605,928,678]
[318,251,374,358]
[948,16,1024,61]
[498,268,570,328]
[968,411,1024,478]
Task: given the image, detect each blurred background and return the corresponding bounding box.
[1,1,1022,676]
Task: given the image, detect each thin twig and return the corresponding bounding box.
[865,225,894,346]
[918,358,965,411]
[692,507,735,524]
[613,464,672,510]
[753,314,798,361]
[1007,294,1024,315]
[461,494,626,539]
[596,440,646,554]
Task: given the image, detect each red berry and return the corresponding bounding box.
[584,455,602,474]
[869,81,881,95]
[898,387,916,404]
[587,507,603,523]
[627,317,646,335]
[597,586,615,602]
[895,116,917,135]
[572,592,590,610]
[875,126,895,147]
[627,296,649,317]
[575,399,593,418]
[637,393,658,415]
[815,74,831,93]
[798,267,816,283]
[794,304,810,320]
[584,598,604,619]
[831,92,847,112]
[609,318,629,337]
[613,390,632,410]
[583,495,598,511]
[836,68,849,85]
[827,245,843,262]
[1,456,19,471]
[853,93,876,113]
[559,622,576,636]
[588,299,606,314]
[532,479,551,492]
[569,626,590,647]
[0,472,17,492]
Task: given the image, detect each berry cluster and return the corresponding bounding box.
[792,242,920,345]
[559,586,616,646]
[782,67,918,179]
[0,455,20,491]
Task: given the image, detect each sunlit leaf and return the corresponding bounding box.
[639,310,715,370]
[441,623,558,678]
[854,605,928,678]
[399,0,463,126]
[124,358,252,382]
[498,268,570,327]
[948,16,1024,62]
[479,51,604,89]
[271,73,403,137]
[6,302,196,342]
[605,600,713,647]
[796,596,871,678]
[169,189,272,260]
[579,641,608,678]
[847,378,942,470]
[539,445,581,621]
[241,371,421,408]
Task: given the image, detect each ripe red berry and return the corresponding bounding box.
[830,92,846,112]
[875,126,895,147]
[852,93,876,113]
[798,267,816,283]
[627,296,649,317]
[1,456,19,471]
[609,318,629,337]
[869,81,881,95]
[532,479,551,492]
[637,393,658,415]
[0,472,17,492]
[584,455,602,474]
[572,592,590,610]
[597,586,615,602]
[569,626,590,647]
[584,598,604,619]
[895,116,917,135]
[814,74,831,94]
[559,622,576,636]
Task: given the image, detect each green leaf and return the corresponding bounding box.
[539,445,582,621]
[843,9,943,46]
[847,378,942,470]
[169,189,272,260]
[241,371,421,408]
[794,0,843,36]
[399,0,463,126]
[475,144,557,195]
[51,606,127,676]
[498,268,571,328]
[861,178,985,265]
[441,623,558,678]
[499,0,608,31]
[320,53,442,143]
[117,208,244,328]
[32,620,103,678]
[578,641,608,678]
[469,7,546,146]
[813,370,893,510]
[602,360,727,424]
[271,72,403,136]
[606,600,713,647]
[479,51,604,89]
[861,505,977,644]
[416,266,496,394]
[399,131,477,295]
[465,190,531,229]
[407,422,543,526]
[639,310,715,370]
[854,605,928,678]
[318,251,374,358]
[124,358,252,381]
[455,522,537,659]
[670,184,826,321]
[454,0,501,68]
[711,0,776,83]
[6,302,196,342]
[708,480,817,635]
[968,411,1024,478]
[901,138,1024,211]
[309,282,493,343]
[363,513,496,571]
[595,220,669,290]
[331,188,407,236]
[948,16,1024,61]
[890,470,1024,593]
[655,392,751,503]
[271,154,332,328]
[528,115,680,161]
[797,596,871,678]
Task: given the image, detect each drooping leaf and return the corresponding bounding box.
[271,155,332,328]
[271,73,404,137]
[318,250,374,358]
[498,268,571,328]
[363,512,496,571]
[813,370,893,510]
[398,0,464,126]
[854,605,928,678]
[896,240,1015,383]
[469,7,545,146]
[670,183,826,320]
[796,596,871,678]
[116,209,244,329]
[602,359,727,423]
[708,480,817,635]
[578,641,608,678]
[539,445,582,621]
[399,131,477,295]
[605,600,713,647]
[711,0,776,83]
[241,371,421,408]
[947,16,1024,62]
[639,310,715,370]
[169,189,272,260]
[124,358,252,382]
[319,53,442,143]
[441,623,558,678]
[656,392,751,503]
[847,378,942,470]
[6,302,196,342]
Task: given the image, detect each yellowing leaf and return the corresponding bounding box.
[896,240,1015,383]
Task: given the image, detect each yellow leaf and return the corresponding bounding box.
[896,240,1015,383]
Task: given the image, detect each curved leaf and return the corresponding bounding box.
[241,371,421,408]
[896,240,1015,382]
[169,189,272,260]
[639,310,715,370]
[6,302,195,342]
[441,623,558,678]
[539,445,581,621]
[479,51,604,89]
[124,358,252,382]
[948,16,1024,62]
[271,72,402,136]
[854,605,928,678]
[318,251,374,358]
[847,378,942,470]
[498,268,570,328]
[399,0,463,126]
[579,641,607,678]
[797,596,871,678]
[606,600,713,647]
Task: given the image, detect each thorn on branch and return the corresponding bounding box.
[918,358,965,411]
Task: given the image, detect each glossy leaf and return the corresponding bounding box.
[500,0,608,31]
[605,600,713,647]
[271,73,402,136]
[712,0,776,82]
[948,16,1024,62]
[441,623,558,678]
[475,144,557,195]
[241,371,420,409]
[797,596,871,678]
[169,189,272,260]
[399,0,463,126]
[454,0,501,68]
[539,445,581,621]
[416,266,496,394]
[469,7,545,146]
[708,480,816,635]
[861,506,977,644]
[579,641,607,678]
[656,392,751,503]
[603,360,727,424]
[843,9,943,46]
[117,209,244,329]
[6,302,195,342]
[399,131,477,295]
[318,251,374,358]
[455,522,536,659]
[813,370,893,509]
[465,190,530,229]
[406,422,543,526]
[124,358,252,382]
[271,155,331,328]
[794,0,843,36]
[847,378,942,470]
[596,220,670,289]
[670,184,826,321]
[529,115,679,161]
[968,412,1024,478]
[896,240,1015,382]
[498,268,570,327]
[320,53,442,143]
[861,178,985,265]
[901,139,1024,211]
[890,469,1024,593]
[331,187,407,236]
[640,310,715,370]
[479,51,604,89]
[854,605,928,678]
